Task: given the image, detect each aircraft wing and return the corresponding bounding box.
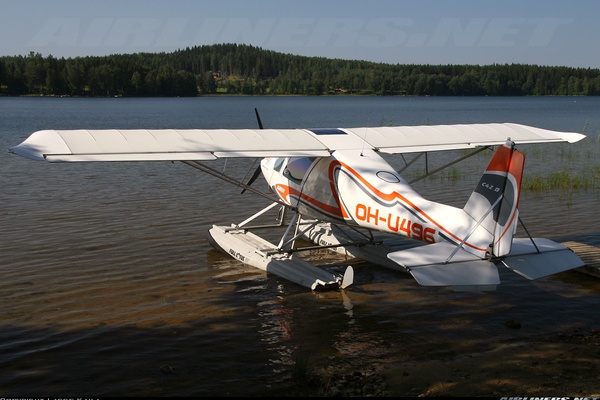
[348,123,585,153]
[9,123,585,162]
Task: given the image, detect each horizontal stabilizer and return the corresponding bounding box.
[387,239,585,289]
[409,262,500,289]
[387,242,500,289]
[501,238,585,280]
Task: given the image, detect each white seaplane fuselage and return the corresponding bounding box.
[260,146,520,261]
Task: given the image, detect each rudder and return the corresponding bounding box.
[463,139,524,257]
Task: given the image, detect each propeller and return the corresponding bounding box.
[254,107,264,129]
[241,108,265,194]
[242,162,263,193]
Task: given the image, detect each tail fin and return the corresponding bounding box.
[463,139,524,257]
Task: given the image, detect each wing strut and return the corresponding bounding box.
[180,160,286,206]
[406,146,491,184]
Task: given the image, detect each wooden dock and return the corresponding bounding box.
[562,241,600,278]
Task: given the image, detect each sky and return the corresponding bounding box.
[1,0,598,68]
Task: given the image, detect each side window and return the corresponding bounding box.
[285,157,315,182]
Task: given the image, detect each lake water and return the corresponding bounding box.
[1,96,600,396]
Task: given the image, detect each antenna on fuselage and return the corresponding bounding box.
[360,126,368,156]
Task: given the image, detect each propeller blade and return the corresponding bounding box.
[241,108,265,194]
[242,165,263,194]
[254,107,264,129]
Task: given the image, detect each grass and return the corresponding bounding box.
[522,169,599,191]
[521,127,600,192]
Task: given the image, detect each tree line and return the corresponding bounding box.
[1,43,599,97]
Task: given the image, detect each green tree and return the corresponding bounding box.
[198,71,216,94]
[24,52,45,93]
[130,71,144,96]
[1,44,599,97]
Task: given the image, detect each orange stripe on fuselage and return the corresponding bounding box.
[275,184,344,218]
[329,160,488,252]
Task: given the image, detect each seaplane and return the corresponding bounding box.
[9,111,587,291]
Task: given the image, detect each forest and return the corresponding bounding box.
[1,43,599,97]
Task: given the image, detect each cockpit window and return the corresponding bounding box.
[285,157,315,181]
[273,157,286,172]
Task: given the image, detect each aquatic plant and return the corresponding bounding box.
[522,170,597,191]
